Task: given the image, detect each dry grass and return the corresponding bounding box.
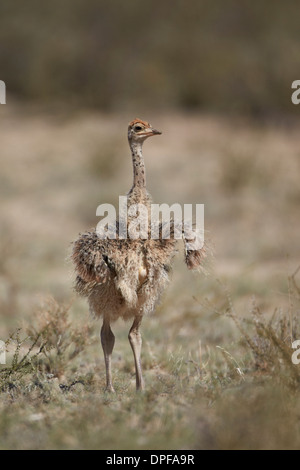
[0,106,300,449]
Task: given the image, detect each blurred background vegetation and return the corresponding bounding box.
[0,0,299,116]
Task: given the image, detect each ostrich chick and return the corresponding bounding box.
[72,119,204,392]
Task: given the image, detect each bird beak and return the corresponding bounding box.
[139,128,162,137]
[150,128,162,136]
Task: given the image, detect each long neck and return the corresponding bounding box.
[129,140,146,190]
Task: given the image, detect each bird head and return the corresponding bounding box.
[128,118,162,143]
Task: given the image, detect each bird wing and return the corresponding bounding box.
[72,230,112,285]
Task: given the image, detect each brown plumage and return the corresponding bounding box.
[72,118,205,392]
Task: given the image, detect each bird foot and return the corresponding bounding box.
[136,381,145,392]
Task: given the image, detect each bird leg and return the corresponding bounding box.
[128,316,144,391]
[100,318,115,393]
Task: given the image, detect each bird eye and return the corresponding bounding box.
[134,126,142,131]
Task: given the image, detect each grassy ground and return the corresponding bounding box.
[0,105,300,449]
